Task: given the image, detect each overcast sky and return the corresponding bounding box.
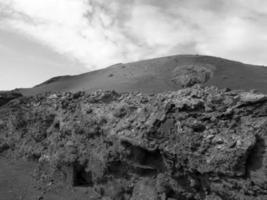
[1,0,267,90]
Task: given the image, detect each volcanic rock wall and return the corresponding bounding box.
[0,91,22,107]
[0,86,266,200]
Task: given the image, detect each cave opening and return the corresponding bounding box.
[121,141,166,173]
[72,163,93,187]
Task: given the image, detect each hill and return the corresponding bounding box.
[19,55,267,96]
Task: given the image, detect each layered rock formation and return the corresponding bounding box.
[0,86,266,200]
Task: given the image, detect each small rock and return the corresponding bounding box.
[239,92,267,104]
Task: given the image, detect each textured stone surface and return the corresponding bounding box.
[0,85,267,200]
[0,91,22,107]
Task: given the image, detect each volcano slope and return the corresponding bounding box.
[19,55,267,96]
[0,85,267,200]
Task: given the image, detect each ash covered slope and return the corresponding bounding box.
[1,86,267,199]
[20,55,267,96]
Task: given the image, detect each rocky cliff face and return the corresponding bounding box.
[0,86,266,200]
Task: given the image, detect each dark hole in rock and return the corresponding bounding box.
[107,161,129,177]
[191,123,206,132]
[72,163,93,187]
[108,160,158,178]
[246,135,265,177]
[165,188,177,199]
[121,141,166,173]
[0,142,9,153]
[54,121,60,129]
[133,167,158,177]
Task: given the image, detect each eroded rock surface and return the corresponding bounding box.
[171,64,215,87]
[0,91,22,107]
[0,86,266,200]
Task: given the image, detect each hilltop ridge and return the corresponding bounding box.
[18,55,267,96]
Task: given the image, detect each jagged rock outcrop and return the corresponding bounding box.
[0,91,22,107]
[0,86,266,200]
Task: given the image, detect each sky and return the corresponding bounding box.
[0,0,267,90]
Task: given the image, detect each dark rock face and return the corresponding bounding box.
[0,91,22,107]
[0,86,267,200]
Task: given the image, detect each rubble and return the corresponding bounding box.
[0,85,266,200]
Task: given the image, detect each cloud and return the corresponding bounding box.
[0,0,267,69]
